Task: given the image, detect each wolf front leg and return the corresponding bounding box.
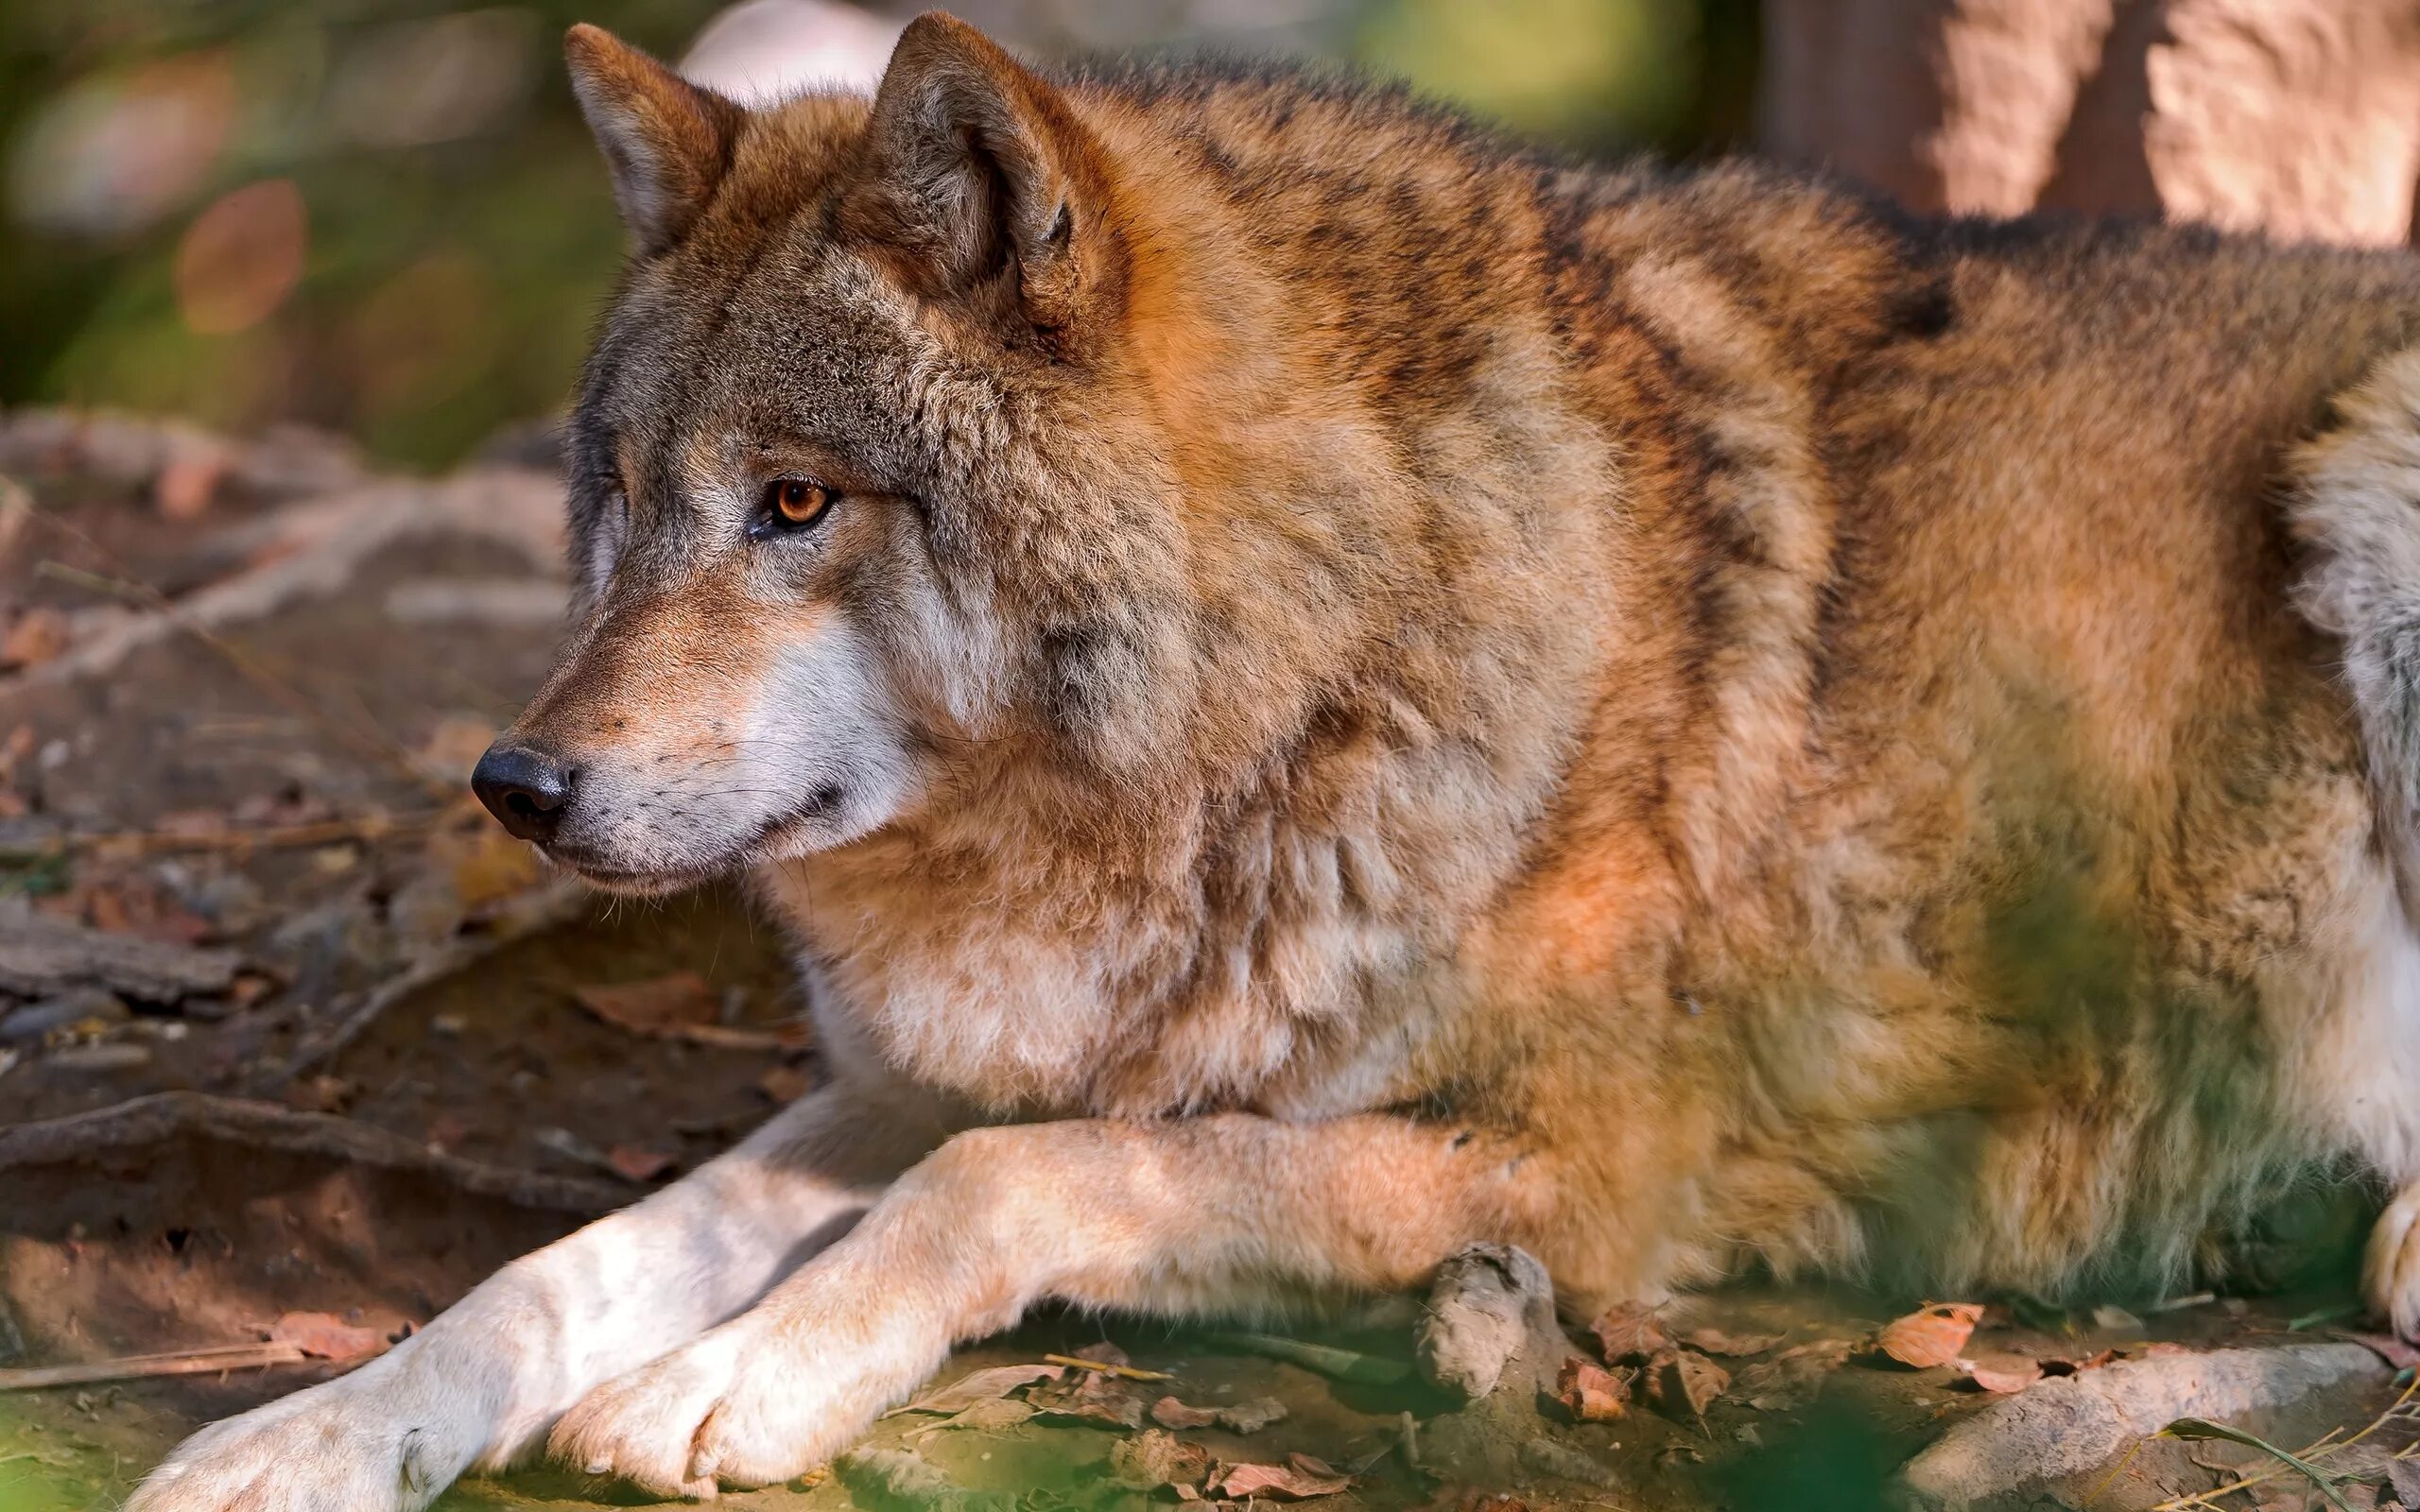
[126,1076,951,1512]
[550,1112,1547,1495]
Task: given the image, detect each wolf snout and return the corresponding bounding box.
[472,742,578,842]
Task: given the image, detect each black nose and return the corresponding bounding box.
[471,743,575,842]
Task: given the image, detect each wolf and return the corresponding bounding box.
[130,11,2420,1508]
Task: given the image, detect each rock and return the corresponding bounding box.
[0,989,128,1042]
[0,917,240,1004]
[1413,1245,1614,1491]
[1897,1342,2388,1509]
[1417,1243,1564,1400]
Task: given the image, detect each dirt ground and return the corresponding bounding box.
[0,409,2415,1512]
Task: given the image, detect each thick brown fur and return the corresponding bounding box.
[130,17,2420,1508]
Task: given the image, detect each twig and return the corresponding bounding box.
[0,1342,306,1392]
[1205,1331,1412,1385]
[11,507,449,798]
[263,877,589,1090]
[1043,1353,1174,1383]
[0,1090,626,1214]
[0,811,436,862]
[2134,1372,2420,1510]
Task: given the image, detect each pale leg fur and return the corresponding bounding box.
[126,1078,948,1512]
[550,1113,1536,1496]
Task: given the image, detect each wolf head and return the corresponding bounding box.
[475,14,1221,891]
[475,13,1601,897]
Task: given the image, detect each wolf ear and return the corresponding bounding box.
[843,13,1114,335]
[564,25,742,255]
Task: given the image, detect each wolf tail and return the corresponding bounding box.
[2290,343,2420,913]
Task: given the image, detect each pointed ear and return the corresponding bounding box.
[841,12,1116,335]
[564,24,742,255]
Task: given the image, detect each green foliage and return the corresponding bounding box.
[0,0,1756,470]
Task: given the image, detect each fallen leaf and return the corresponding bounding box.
[2037,1348,2116,1376]
[759,1064,813,1103]
[1733,1338,1851,1410]
[447,825,543,912]
[155,450,227,520]
[1216,1397,1287,1434]
[2,609,67,670]
[1213,1453,1352,1501]
[1028,1366,1147,1429]
[1874,1303,1984,1369]
[1681,1328,1785,1356]
[1067,1341,1130,1368]
[1957,1355,2042,1394]
[908,1398,1037,1437]
[1589,1302,1671,1363]
[1143,1394,1286,1434]
[605,1145,675,1183]
[1110,1429,1213,1490]
[573,973,718,1038]
[285,1074,354,1114]
[1642,1349,1727,1422]
[270,1312,388,1364]
[893,1364,1063,1417]
[2388,1458,2420,1508]
[1552,1356,1630,1422]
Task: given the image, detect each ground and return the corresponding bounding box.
[0,408,2414,1512]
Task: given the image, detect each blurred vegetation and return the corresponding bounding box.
[0,0,1759,471]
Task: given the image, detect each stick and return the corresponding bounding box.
[0,1342,306,1392]
[0,1091,625,1214]
[0,812,437,862]
[1205,1331,1412,1385]
[264,877,589,1089]
[1043,1353,1174,1382]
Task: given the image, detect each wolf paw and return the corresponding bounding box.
[550,1314,920,1497]
[2364,1181,2420,1340]
[125,1366,466,1512]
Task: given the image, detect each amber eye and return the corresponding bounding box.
[760,478,835,530]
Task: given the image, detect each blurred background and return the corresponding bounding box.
[0,0,1763,471]
[7,0,2420,472]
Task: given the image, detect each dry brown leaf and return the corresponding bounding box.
[2,609,67,670]
[448,824,544,911]
[1110,1429,1214,1490]
[605,1145,675,1183]
[1552,1356,1631,1422]
[908,1398,1036,1437]
[1589,1301,1670,1363]
[2037,1348,2116,1376]
[1681,1328,1785,1357]
[1216,1397,1287,1434]
[1028,1366,1147,1428]
[155,450,228,520]
[1642,1349,1728,1422]
[1152,1398,1220,1430]
[759,1064,813,1103]
[1957,1355,2042,1394]
[269,1312,388,1364]
[894,1364,1063,1416]
[1213,1453,1352,1501]
[1874,1303,1984,1369]
[572,973,718,1038]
